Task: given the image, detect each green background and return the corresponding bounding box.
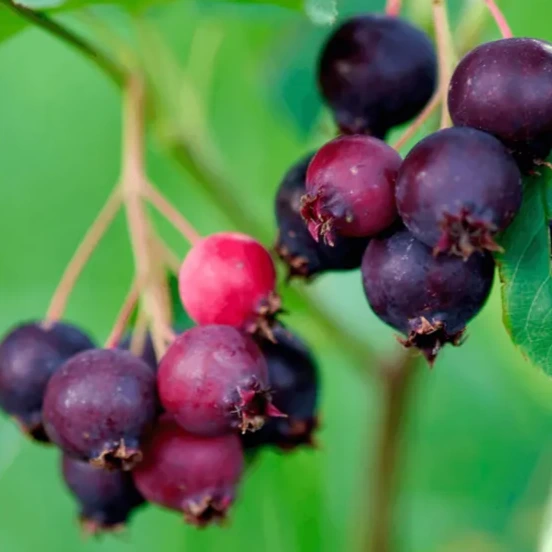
[1,1,552,551]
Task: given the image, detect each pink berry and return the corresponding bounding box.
[158,325,284,436]
[300,135,401,244]
[178,232,279,335]
[132,416,244,526]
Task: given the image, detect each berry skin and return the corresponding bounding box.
[361,228,495,364]
[119,333,157,372]
[243,325,319,451]
[448,38,552,163]
[275,152,370,278]
[395,127,522,258]
[178,232,279,336]
[0,321,94,442]
[301,135,401,244]
[62,455,145,534]
[318,15,437,136]
[43,348,158,470]
[133,416,244,527]
[158,325,283,436]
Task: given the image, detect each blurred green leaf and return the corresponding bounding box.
[304,0,337,25]
[13,0,65,7]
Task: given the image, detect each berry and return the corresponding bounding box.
[158,325,283,436]
[133,416,244,526]
[361,228,495,363]
[275,152,370,278]
[395,127,522,258]
[448,38,552,162]
[318,15,437,136]
[119,332,157,372]
[43,348,158,470]
[243,325,319,451]
[0,321,94,442]
[179,232,279,336]
[301,135,401,244]
[62,455,144,534]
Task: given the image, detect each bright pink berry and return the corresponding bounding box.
[300,135,401,244]
[178,232,279,335]
[158,325,284,436]
[132,416,244,526]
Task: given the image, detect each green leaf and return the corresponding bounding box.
[12,0,65,7]
[497,169,552,374]
[304,0,336,25]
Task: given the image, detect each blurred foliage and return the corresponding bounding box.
[0,1,552,552]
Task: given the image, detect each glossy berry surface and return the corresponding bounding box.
[158,325,282,436]
[0,321,94,441]
[448,38,552,159]
[301,135,401,244]
[243,325,319,451]
[275,152,370,278]
[318,15,437,136]
[119,332,157,372]
[133,416,244,526]
[62,455,144,534]
[179,232,279,335]
[43,348,158,470]
[361,228,495,363]
[396,127,522,258]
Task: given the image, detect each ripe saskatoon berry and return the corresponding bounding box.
[133,416,244,526]
[448,38,552,163]
[395,127,522,258]
[62,455,144,534]
[318,15,437,136]
[179,232,279,336]
[243,325,319,451]
[43,348,158,470]
[361,228,495,364]
[158,325,283,436]
[119,332,157,372]
[0,321,94,442]
[275,152,370,278]
[301,135,401,245]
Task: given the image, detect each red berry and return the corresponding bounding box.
[132,416,244,526]
[158,325,284,436]
[300,135,401,244]
[178,232,279,336]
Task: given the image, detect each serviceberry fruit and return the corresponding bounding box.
[179,232,279,336]
[133,416,244,526]
[43,348,158,470]
[158,325,283,436]
[62,455,145,534]
[361,228,495,364]
[318,14,437,136]
[0,321,94,442]
[119,332,157,372]
[395,127,522,258]
[275,152,369,278]
[243,325,319,451]
[300,135,401,244]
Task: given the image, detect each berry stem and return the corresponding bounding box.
[384,0,401,17]
[44,188,122,324]
[104,280,141,349]
[129,306,148,357]
[484,0,513,39]
[157,239,182,274]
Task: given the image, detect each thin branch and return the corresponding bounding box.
[385,0,401,17]
[45,188,122,323]
[484,0,513,39]
[104,280,140,348]
[0,0,124,85]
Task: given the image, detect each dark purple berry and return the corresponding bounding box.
[0,321,94,441]
[361,228,495,364]
[62,455,145,534]
[395,127,522,258]
[275,152,369,278]
[301,135,401,244]
[158,325,284,436]
[119,332,157,372]
[133,416,244,526]
[318,15,437,136]
[43,348,158,470]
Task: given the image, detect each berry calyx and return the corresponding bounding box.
[158,325,284,436]
[132,416,244,526]
[395,127,522,258]
[301,135,401,244]
[178,232,280,337]
[43,348,158,470]
[361,228,495,364]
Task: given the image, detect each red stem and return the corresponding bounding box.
[484,0,513,39]
[385,0,401,17]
